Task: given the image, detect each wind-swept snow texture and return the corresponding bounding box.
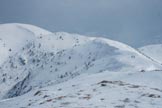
[0,23,162,108]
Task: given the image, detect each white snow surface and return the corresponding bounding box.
[0,23,52,65]
[0,23,162,108]
[139,44,162,64]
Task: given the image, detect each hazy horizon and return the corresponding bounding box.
[0,0,162,47]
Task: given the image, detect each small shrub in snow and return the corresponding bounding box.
[19,57,26,65]
[55,68,58,72]
[2,78,6,82]
[9,48,12,52]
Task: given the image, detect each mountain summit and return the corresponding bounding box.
[0,23,162,108]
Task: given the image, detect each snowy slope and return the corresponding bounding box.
[0,70,162,108]
[0,23,162,108]
[0,23,52,65]
[139,44,162,64]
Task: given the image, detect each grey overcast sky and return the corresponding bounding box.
[0,0,162,47]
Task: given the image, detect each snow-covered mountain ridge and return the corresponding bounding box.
[0,23,162,108]
[139,44,162,64]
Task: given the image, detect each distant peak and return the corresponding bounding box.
[0,23,52,36]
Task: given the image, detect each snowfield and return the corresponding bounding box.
[0,23,162,108]
[139,44,162,64]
